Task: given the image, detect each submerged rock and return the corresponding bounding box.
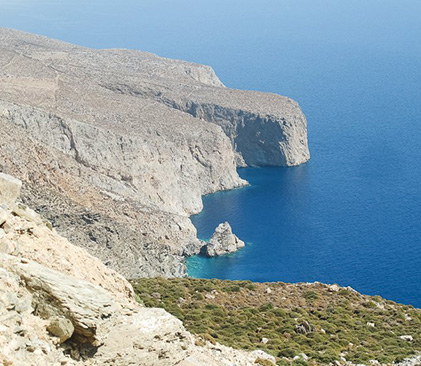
[202,222,245,257]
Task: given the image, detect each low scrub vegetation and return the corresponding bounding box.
[131,278,420,365]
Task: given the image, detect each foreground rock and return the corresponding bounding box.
[0,27,309,277]
[1,255,275,366]
[201,222,245,256]
[0,175,275,365]
[47,317,75,343]
[0,178,133,302]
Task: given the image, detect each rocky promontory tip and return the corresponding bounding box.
[201,222,245,257]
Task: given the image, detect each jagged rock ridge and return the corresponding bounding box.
[0,27,310,277]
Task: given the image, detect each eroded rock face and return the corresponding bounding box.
[202,222,245,257]
[0,202,134,301]
[7,256,119,344]
[0,27,309,277]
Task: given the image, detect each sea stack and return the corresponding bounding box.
[202,222,245,257]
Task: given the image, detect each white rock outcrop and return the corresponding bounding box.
[0,173,22,208]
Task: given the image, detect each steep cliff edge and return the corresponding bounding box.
[0,27,309,277]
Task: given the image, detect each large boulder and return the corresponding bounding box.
[202,222,245,257]
[47,317,75,343]
[0,254,118,344]
[0,172,22,208]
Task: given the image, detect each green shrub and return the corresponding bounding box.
[192,292,204,300]
[225,285,241,293]
[293,360,308,366]
[259,303,274,312]
[304,291,319,302]
[131,277,421,365]
[245,283,257,291]
[278,348,296,358]
[255,358,274,366]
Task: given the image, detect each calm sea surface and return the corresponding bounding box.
[1,0,420,306]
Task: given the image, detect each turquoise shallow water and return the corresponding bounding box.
[1,0,420,306]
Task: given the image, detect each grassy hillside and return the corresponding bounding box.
[131,278,420,365]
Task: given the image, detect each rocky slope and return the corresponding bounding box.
[0,173,277,366]
[0,27,309,278]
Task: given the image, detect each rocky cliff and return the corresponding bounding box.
[0,27,310,278]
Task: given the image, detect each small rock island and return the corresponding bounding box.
[201,222,245,257]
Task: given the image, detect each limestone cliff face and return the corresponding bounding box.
[0,27,310,277]
[154,88,310,167]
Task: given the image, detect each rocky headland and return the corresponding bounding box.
[0,27,309,278]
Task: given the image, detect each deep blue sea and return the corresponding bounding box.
[1,0,420,307]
